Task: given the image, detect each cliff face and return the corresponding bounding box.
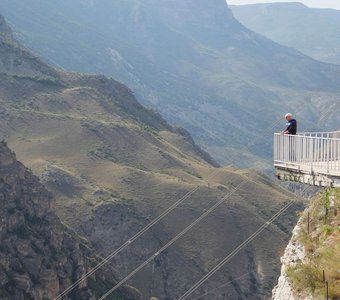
[273,189,340,300]
[0,141,92,299]
[272,223,307,300]
[0,141,138,300]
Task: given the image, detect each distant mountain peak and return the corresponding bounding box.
[155,0,234,21]
[269,2,308,8]
[281,2,307,7]
[109,0,235,28]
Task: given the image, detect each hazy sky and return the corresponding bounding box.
[227,0,340,9]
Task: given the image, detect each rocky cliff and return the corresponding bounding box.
[273,189,340,300]
[0,141,139,300]
[272,222,307,300]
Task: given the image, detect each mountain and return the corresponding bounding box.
[0,14,304,299]
[231,2,340,65]
[1,0,339,168]
[0,141,140,300]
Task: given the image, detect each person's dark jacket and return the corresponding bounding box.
[285,119,297,135]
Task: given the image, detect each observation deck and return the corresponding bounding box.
[274,131,340,187]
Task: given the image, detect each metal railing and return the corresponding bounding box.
[297,131,340,139]
[274,131,340,175]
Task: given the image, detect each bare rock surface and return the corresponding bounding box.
[272,220,312,300]
[0,141,139,300]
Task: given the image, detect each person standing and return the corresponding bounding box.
[282,113,297,135]
[282,113,297,162]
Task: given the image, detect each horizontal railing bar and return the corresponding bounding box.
[297,131,340,134]
[274,133,340,141]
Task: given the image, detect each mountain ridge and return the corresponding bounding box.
[0,14,304,299]
[231,2,340,65]
[1,0,339,167]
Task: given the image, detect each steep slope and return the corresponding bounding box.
[0,0,339,167]
[231,2,340,65]
[0,15,304,299]
[0,14,58,78]
[0,141,140,300]
[273,188,339,299]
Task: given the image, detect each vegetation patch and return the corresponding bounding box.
[185,169,202,179]
[288,188,340,299]
[12,74,65,88]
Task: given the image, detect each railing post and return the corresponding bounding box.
[310,137,313,173]
[338,138,340,171]
[284,134,287,163]
[327,139,330,174]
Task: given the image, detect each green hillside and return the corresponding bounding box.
[1,0,339,169]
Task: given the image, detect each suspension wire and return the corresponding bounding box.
[191,255,283,300]
[98,174,309,300]
[53,173,219,300]
[177,200,297,300]
[177,185,311,300]
[97,105,333,299]
[192,272,250,300]
[191,218,315,300]
[57,102,321,299]
[227,175,290,242]
[97,141,317,300]
[176,106,336,300]
[97,178,252,299]
[55,116,288,299]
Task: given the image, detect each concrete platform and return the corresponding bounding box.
[275,163,340,187]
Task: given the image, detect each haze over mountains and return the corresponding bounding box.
[0,14,305,299]
[231,2,340,65]
[1,0,339,168]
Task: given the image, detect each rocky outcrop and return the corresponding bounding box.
[272,221,311,300]
[0,141,139,300]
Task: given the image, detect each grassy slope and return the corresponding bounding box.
[287,188,340,299]
[0,15,305,299]
[0,75,301,298]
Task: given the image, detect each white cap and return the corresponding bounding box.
[285,113,292,118]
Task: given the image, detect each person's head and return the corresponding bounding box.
[285,113,293,121]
